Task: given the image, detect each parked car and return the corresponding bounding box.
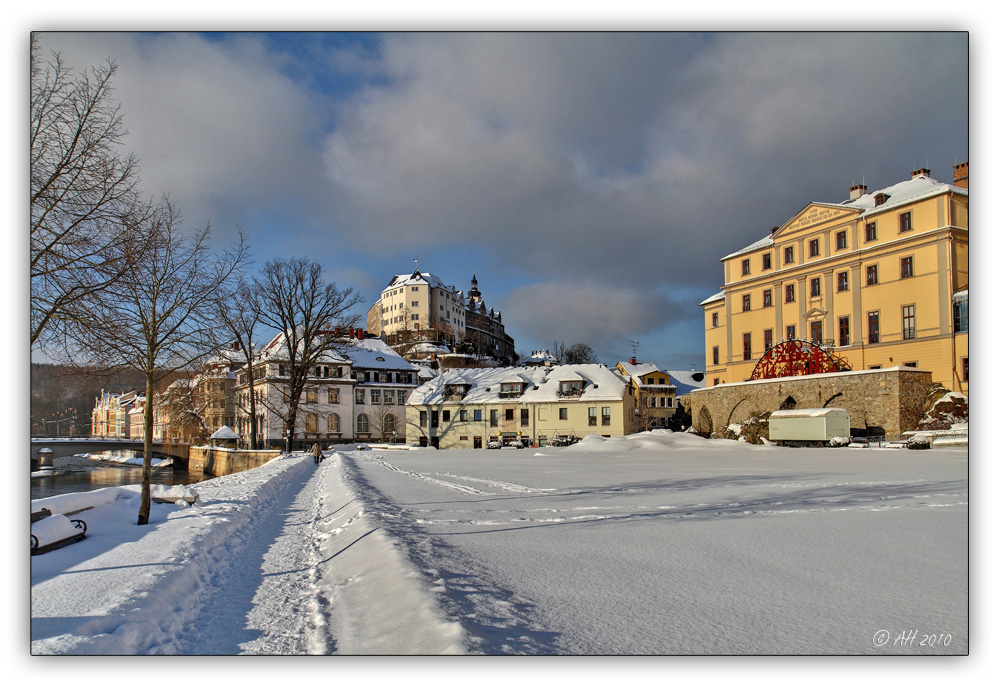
[551,435,578,446]
[487,440,503,449]
[508,440,524,449]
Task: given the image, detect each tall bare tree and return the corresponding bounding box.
[75,198,249,524]
[254,258,362,452]
[30,35,152,349]
[217,279,264,448]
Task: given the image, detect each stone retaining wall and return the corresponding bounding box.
[688,366,935,439]
[188,447,282,477]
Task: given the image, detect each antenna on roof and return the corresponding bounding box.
[413,257,419,272]
[629,340,639,358]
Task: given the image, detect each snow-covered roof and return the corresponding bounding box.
[384,271,452,292]
[408,364,630,406]
[722,173,967,262]
[342,337,420,371]
[667,370,707,394]
[699,291,725,306]
[210,425,240,439]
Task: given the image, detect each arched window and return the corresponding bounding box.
[383,414,396,434]
[328,413,340,433]
[357,413,369,434]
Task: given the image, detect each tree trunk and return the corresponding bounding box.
[138,373,154,525]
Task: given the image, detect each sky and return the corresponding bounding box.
[25,26,970,372]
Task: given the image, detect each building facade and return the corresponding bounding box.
[701,164,969,394]
[90,389,139,438]
[404,364,637,449]
[233,330,421,449]
[614,359,677,430]
[367,271,515,363]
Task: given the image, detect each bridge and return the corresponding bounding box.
[31,437,190,467]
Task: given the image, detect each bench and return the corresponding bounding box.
[30,509,87,555]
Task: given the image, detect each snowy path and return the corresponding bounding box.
[30,452,465,655]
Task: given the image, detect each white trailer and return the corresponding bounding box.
[768,408,850,446]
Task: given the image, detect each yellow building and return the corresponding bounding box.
[702,164,969,394]
[614,358,677,430]
[404,364,637,449]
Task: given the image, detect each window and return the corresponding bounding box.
[559,407,568,420]
[442,409,450,422]
[784,246,794,264]
[505,408,514,422]
[305,413,317,432]
[810,321,822,344]
[305,388,318,404]
[763,289,772,307]
[954,295,968,333]
[521,409,529,427]
[868,311,880,344]
[764,329,773,351]
[900,256,914,279]
[836,230,847,250]
[785,283,795,303]
[588,407,597,426]
[787,324,796,340]
[431,411,439,428]
[742,294,751,312]
[899,211,912,233]
[837,271,849,292]
[712,312,719,328]
[490,410,498,427]
[370,389,380,404]
[962,357,968,382]
[712,346,719,365]
[810,277,821,297]
[559,380,583,396]
[601,407,611,426]
[385,391,394,405]
[809,238,820,257]
[902,305,916,340]
[839,316,850,347]
[874,193,889,206]
[327,388,339,404]
[742,258,750,276]
[460,409,468,422]
[398,390,407,405]
[474,409,482,421]
[419,411,427,427]
[743,333,752,361]
[357,414,369,434]
[328,413,340,433]
[865,221,877,242]
[762,253,772,270]
[411,301,419,307]
[355,388,365,404]
[866,265,878,286]
[383,415,396,434]
[411,314,419,320]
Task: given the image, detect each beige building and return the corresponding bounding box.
[367,271,516,363]
[702,164,969,394]
[404,364,637,449]
[90,389,139,438]
[615,358,677,430]
[233,330,420,449]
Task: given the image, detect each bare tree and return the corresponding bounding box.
[217,279,265,448]
[30,35,152,349]
[254,258,362,452]
[551,341,599,365]
[74,198,249,525]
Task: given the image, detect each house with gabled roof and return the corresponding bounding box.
[404,364,637,449]
[615,358,677,430]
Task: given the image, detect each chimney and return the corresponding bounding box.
[953,161,968,189]
[911,168,931,178]
[849,184,867,200]
[630,356,637,365]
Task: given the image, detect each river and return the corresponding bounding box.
[31,450,210,501]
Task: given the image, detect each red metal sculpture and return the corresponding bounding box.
[749,339,851,381]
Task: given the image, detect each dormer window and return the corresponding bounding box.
[874,193,889,206]
[558,380,584,397]
[499,382,524,398]
[444,383,471,401]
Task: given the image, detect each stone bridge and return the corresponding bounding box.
[31,438,190,467]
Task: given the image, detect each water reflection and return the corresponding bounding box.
[31,450,209,501]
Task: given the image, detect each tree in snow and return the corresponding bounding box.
[217,279,266,449]
[552,341,600,365]
[30,35,153,350]
[253,258,362,452]
[72,198,249,525]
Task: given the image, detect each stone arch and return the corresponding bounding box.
[779,395,797,410]
[697,406,714,437]
[822,392,843,408]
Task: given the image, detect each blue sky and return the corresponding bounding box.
[28,30,969,371]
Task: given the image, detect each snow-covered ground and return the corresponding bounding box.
[30,431,968,659]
